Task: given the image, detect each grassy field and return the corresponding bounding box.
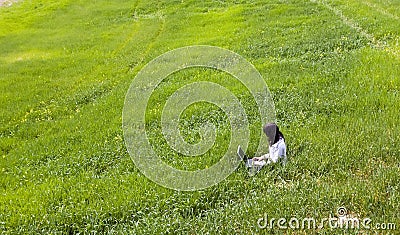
[1,0,399,233]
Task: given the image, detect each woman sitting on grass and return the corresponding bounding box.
[252,122,287,165]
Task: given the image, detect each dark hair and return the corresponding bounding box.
[273,125,284,144]
[263,123,284,145]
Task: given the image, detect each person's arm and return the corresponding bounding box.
[278,141,287,164]
[253,153,269,161]
[278,141,286,157]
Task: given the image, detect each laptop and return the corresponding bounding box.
[237,145,266,176]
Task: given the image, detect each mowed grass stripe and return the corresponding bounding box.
[361,0,399,20]
[313,0,400,57]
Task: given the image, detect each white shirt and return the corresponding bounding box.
[260,137,287,164]
[269,138,286,163]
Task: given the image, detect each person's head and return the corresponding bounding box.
[263,123,284,146]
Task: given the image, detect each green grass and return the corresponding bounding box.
[1,0,399,234]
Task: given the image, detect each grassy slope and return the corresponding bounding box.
[0,0,399,233]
